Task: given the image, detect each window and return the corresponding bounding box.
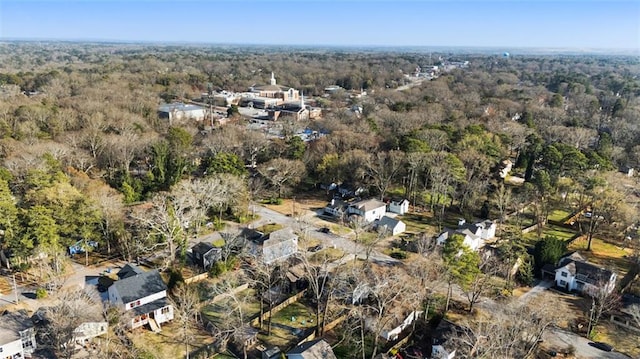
[129,302,135,309]
[561,272,568,278]
[559,280,567,286]
[161,306,171,314]
[23,339,33,348]
[136,300,141,306]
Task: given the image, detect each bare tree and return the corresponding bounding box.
[38,289,105,359]
[258,158,306,198]
[586,283,621,338]
[365,150,405,200]
[170,283,202,359]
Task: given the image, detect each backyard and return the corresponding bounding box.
[129,321,216,359]
[522,224,578,246]
[201,288,262,327]
[257,300,317,348]
[568,237,633,273]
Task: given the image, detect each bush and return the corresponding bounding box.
[209,261,227,277]
[35,287,48,299]
[390,249,408,259]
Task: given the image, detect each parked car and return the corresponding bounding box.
[590,342,613,352]
[308,244,323,252]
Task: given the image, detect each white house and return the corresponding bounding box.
[554,253,617,294]
[323,198,348,218]
[0,311,37,359]
[388,198,410,215]
[287,338,337,359]
[158,103,206,123]
[108,264,174,330]
[348,198,387,223]
[263,227,299,265]
[376,216,406,236]
[436,219,496,251]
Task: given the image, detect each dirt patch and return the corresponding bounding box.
[264,197,328,217]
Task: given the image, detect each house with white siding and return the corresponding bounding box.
[0,311,36,359]
[108,264,174,330]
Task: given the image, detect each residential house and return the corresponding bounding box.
[108,264,174,330]
[436,219,496,251]
[323,198,348,218]
[348,198,387,223]
[32,306,108,347]
[554,252,617,294]
[388,198,410,215]
[263,227,299,265]
[0,310,37,359]
[191,242,222,271]
[376,216,406,236]
[287,339,337,359]
[158,103,206,123]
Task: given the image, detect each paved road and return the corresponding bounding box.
[542,327,632,359]
[249,204,399,265]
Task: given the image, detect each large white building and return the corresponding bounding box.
[158,103,206,123]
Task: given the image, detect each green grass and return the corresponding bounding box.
[255,223,284,235]
[211,238,225,247]
[258,302,317,348]
[309,247,345,262]
[548,209,571,222]
[522,224,578,246]
[568,237,632,273]
[201,289,261,326]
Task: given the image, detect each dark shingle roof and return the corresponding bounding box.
[131,297,169,316]
[192,242,215,257]
[112,268,167,304]
[117,263,144,279]
[287,339,337,359]
[558,253,614,285]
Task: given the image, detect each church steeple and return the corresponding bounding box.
[300,91,304,109]
[270,72,276,86]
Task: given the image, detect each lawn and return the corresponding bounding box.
[568,237,633,273]
[398,211,454,235]
[129,321,216,359]
[547,209,571,222]
[201,289,261,326]
[258,301,317,348]
[522,224,578,246]
[593,322,640,358]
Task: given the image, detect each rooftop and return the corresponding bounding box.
[351,198,386,212]
[158,102,204,113]
[112,265,167,303]
[0,310,34,345]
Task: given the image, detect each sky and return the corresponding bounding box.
[0,0,638,50]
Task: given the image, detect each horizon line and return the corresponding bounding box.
[1,37,638,55]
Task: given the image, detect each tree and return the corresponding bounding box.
[170,283,202,359]
[365,150,405,200]
[39,289,105,359]
[0,178,18,268]
[452,296,566,358]
[492,181,512,226]
[441,233,481,312]
[586,284,620,338]
[462,256,500,312]
[533,236,567,271]
[258,158,306,198]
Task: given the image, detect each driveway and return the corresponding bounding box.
[542,327,631,359]
[518,279,554,303]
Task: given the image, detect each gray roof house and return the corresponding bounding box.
[347,198,387,223]
[287,339,337,359]
[554,252,617,294]
[376,216,406,236]
[0,310,37,359]
[108,264,174,330]
[191,242,222,271]
[263,227,299,265]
